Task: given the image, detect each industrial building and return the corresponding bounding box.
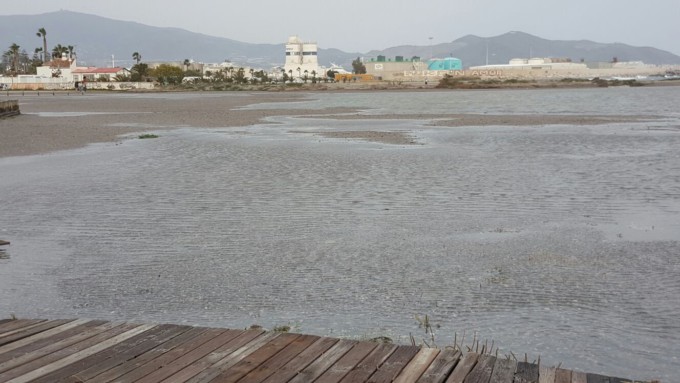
[284,36,323,80]
[428,57,463,71]
[365,56,464,81]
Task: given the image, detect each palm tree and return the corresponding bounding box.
[303,69,309,83]
[34,47,43,63]
[183,59,190,71]
[311,70,317,84]
[288,69,293,83]
[296,67,301,79]
[132,52,141,64]
[6,43,21,74]
[52,44,68,60]
[36,28,48,62]
[67,45,76,60]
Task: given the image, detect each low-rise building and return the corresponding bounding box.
[72,67,130,82]
[36,58,77,79]
[36,58,127,82]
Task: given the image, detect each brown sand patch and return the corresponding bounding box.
[0,92,358,157]
[0,91,662,158]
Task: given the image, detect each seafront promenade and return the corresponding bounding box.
[0,319,647,383]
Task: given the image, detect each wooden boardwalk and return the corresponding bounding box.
[0,319,647,383]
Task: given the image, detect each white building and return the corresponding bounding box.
[284,36,323,79]
[36,58,77,80]
[36,58,127,83]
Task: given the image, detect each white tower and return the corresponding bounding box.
[284,36,321,79]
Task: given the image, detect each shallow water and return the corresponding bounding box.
[1,87,680,380]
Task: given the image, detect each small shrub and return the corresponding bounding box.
[138,134,159,139]
[272,325,291,333]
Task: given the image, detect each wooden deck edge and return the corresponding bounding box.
[0,318,659,383]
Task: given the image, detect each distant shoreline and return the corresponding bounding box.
[1,86,675,158]
[130,77,680,92]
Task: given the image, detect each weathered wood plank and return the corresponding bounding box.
[571,371,587,383]
[0,319,72,347]
[394,347,440,383]
[206,333,302,383]
[109,327,226,382]
[153,329,263,383]
[185,331,279,383]
[234,334,320,383]
[260,337,339,383]
[462,353,495,383]
[4,323,155,383]
[515,361,540,383]
[286,339,357,383]
[0,321,126,375]
[554,368,571,383]
[416,349,461,383]
[338,343,397,383]
[446,352,479,383]
[489,357,516,383]
[32,324,190,383]
[136,329,246,383]
[85,326,209,383]
[315,341,378,383]
[0,319,648,383]
[0,319,46,336]
[366,344,421,383]
[539,366,557,383]
[0,319,90,357]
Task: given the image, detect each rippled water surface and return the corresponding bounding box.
[1,88,680,380]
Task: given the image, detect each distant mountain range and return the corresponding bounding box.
[2,10,679,69]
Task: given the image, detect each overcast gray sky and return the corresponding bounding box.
[3,0,679,55]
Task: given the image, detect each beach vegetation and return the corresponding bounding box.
[131,63,150,82]
[231,67,248,84]
[138,133,159,139]
[352,57,367,74]
[114,74,131,82]
[36,28,48,62]
[52,44,68,59]
[326,69,338,81]
[152,64,184,84]
[132,51,142,64]
[3,44,22,75]
[272,324,291,332]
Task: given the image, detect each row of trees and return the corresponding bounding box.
[1,27,76,75]
[124,52,276,85]
[125,51,369,85]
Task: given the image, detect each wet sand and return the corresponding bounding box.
[0,91,663,157]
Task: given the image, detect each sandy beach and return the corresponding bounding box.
[0,90,665,157]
